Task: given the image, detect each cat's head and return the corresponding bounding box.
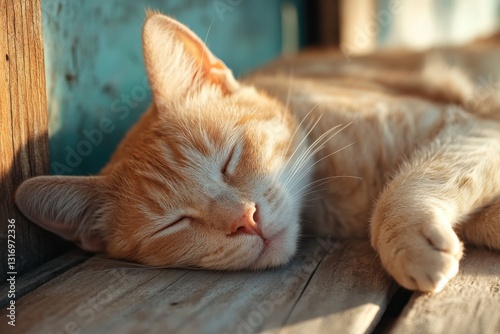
[15,13,313,270]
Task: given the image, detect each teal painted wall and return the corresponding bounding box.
[42,0,283,175]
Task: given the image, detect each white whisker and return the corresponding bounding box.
[198,19,215,132]
[279,113,322,189]
[284,123,346,188]
[291,139,357,190]
[284,122,354,191]
[293,175,363,199]
[276,103,319,183]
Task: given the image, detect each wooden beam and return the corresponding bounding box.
[0,0,69,282]
[340,0,377,55]
[318,0,341,46]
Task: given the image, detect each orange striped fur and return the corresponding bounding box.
[15,14,500,292]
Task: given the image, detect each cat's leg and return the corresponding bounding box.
[460,199,500,250]
[370,114,500,292]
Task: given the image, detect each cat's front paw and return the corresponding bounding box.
[374,223,463,292]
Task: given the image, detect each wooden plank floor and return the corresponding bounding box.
[1,239,499,334]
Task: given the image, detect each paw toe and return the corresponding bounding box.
[421,224,462,256]
[383,226,462,293]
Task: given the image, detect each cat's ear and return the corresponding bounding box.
[142,12,239,102]
[15,176,107,253]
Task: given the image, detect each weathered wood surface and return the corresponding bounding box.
[0,239,397,334]
[0,249,89,308]
[0,0,69,282]
[273,242,396,334]
[390,247,500,334]
[1,239,499,333]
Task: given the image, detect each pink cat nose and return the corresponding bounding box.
[228,204,266,240]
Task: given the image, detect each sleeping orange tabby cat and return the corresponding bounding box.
[16,13,500,293]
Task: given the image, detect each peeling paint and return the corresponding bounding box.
[42,0,282,175]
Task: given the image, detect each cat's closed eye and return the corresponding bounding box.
[221,145,236,177]
[153,216,189,236]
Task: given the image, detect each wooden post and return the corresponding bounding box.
[0,0,68,282]
[340,0,377,54]
[318,0,340,46]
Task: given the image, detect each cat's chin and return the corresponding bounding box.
[249,222,299,270]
